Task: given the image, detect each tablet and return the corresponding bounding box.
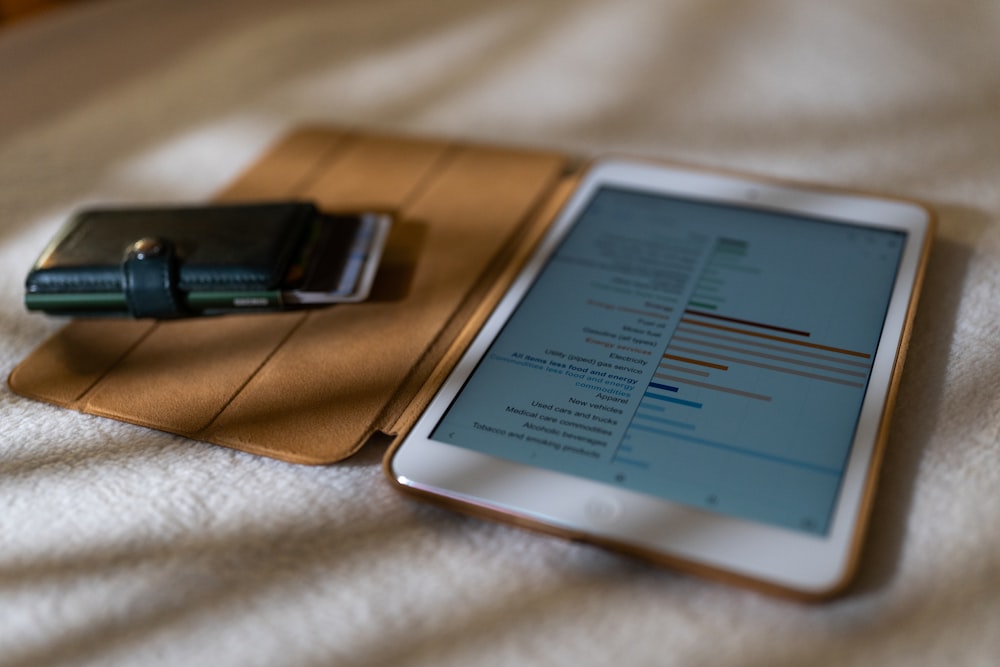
[386,158,934,599]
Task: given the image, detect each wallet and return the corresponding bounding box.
[9,126,573,463]
[24,202,391,318]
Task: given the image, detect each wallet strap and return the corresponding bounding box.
[121,237,186,318]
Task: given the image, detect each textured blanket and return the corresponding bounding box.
[2,1,998,665]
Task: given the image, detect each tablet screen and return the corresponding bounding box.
[430,187,906,535]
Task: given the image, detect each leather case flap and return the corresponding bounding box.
[8,126,571,463]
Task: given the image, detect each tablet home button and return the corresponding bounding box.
[584,496,621,523]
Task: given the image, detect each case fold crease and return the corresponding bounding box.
[8,126,570,463]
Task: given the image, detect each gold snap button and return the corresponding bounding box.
[128,237,166,260]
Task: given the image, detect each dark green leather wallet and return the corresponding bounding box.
[24,202,391,318]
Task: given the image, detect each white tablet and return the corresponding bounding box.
[386,158,934,599]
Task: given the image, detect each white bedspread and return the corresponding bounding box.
[2,1,998,665]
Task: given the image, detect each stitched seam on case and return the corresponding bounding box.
[30,277,121,290]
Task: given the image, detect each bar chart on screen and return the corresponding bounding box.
[611,234,884,532]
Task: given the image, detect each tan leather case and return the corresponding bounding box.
[8,127,573,463]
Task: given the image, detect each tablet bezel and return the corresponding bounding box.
[386,158,934,599]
